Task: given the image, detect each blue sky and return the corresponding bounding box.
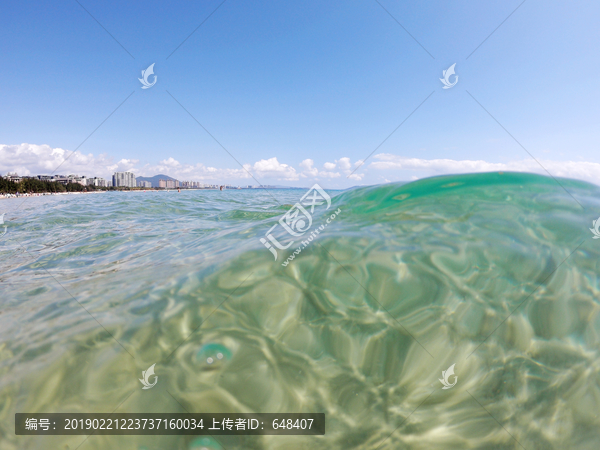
[1,0,599,187]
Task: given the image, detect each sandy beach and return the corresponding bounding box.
[0,191,106,200]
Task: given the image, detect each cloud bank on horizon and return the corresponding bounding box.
[2,143,599,187]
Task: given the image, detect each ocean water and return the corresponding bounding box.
[1,172,600,450]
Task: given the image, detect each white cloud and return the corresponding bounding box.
[244,157,299,180]
[299,159,317,178]
[0,145,367,185]
[300,158,349,179]
[160,157,181,168]
[144,160,250,181]
[300,156,363,180]
[323,157,352,171]
[3,143,598,187]
[320,171,341,178]
[0,143,117,178]
[299,159,318,177]
[370,154,600,184]
[107,158,140,174]
[337,157,352,170]
[0,144,298,183]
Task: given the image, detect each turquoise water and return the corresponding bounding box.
[1,172,600,449]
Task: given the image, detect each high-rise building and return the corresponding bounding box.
[89,177,108,187]
[113,172,136,187]
[66,175,87,186]
[137,180,152,188]
[181,181,206,188]
[158,179,179,189]
[53,175,69,185]
[4,172,22,183]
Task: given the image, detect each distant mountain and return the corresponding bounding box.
[136,174,177,188]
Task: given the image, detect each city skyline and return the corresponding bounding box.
[0,170,293,190]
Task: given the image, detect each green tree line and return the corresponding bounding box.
[0,177,97,194]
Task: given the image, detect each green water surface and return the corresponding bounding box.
[1,172,599,449]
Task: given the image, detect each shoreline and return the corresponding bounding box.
[0,189,229,199]
[0,188,254,199]
[0,191,106,200]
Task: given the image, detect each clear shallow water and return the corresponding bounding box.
[0,172,599,450]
